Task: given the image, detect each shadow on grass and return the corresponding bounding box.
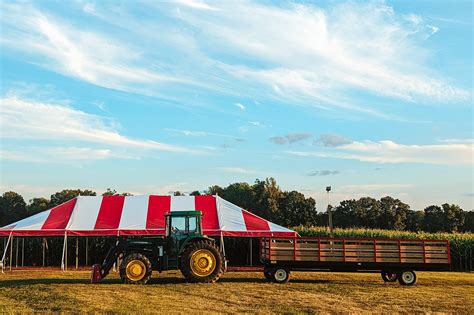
[0,275,335,286]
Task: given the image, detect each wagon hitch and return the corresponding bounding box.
[91,264,103,283]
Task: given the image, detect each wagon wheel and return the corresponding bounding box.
[263,267,272,280]
[271,267,290,284]
[397,270,417,286]
[381,270,397,282]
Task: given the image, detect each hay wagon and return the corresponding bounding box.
[260,236,451,285]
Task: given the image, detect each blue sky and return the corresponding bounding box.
[0,0,472,210]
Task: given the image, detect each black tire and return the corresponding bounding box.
[119,252,152,285]
[180,240,223,283]
[397,270,417,286]
[271,267,290,284]
[381,270,397,282]
[263,268,272,280]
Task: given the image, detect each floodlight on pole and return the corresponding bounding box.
[326,186,334,238]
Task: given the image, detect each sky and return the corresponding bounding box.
[0,0,472,211]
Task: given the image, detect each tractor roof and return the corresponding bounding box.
[165,210,202,217]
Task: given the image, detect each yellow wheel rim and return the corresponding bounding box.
[126,260,146,281]
[190,249,216,277]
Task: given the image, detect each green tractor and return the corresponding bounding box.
[91,211,224,284]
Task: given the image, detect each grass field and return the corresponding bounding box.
[0,270,472,313]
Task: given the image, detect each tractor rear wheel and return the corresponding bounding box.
[180,241,223,283]
[120,253,152,285]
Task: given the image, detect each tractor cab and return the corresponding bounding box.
[165,211,203,240]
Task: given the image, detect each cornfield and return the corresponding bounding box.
[294,226,474,272]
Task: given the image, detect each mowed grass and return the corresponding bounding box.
[0,270,472,313]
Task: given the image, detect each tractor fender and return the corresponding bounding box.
[179,236,215,253]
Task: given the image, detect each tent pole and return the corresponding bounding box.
[85,237,88,266]
[15,237,19,268]
[9,235,13,271]
[61,232,67,272]
[75,237,79,270]
[21,238,24,267]
[42,239,45,267]
[249,238,253,267]
[1,233,13,273]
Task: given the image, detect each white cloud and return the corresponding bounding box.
[175,0,217,11]
[1,147,137,162]
[0,3,190,95]
[164,128,238,140]
[1,1,468,118]
[235,102,246,110]
[0,97,200,154]
[288,140,474,165]
[218,167,256,174]
[426,24,440,34]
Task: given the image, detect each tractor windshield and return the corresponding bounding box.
[166,211,202,236]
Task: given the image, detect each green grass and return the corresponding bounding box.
[0,270,472,313]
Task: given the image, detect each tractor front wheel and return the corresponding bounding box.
[120,253,152,285]
[180,241,223,283]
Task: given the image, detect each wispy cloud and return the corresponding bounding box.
[1,1,468,118]
[218,167,256,174]
[1,147,137,162]
[1,3,192,95]
[316,134,353,147]
[164,128,239,140]
[288,139,474,165]
[307,170,340,176]
[0,96,200,154]
[270,133,313,145]
[235,103,246,110]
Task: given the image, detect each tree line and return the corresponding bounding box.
[1,179,473,233]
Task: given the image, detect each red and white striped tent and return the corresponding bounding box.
[0,195,296,237]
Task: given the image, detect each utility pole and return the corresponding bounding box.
[326,186,334,238]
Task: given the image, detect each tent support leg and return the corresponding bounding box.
[15,237,19,268]
[249,238,253,267]
[1,233,13,274]
[9,235,13,271]
[85,237,88,266]
[61,233,67,272]
[75,237,79,270]
[21,238,24,267]
[42,240,45,267]
[220,233,227,271]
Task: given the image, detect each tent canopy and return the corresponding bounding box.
[0,195,296,237]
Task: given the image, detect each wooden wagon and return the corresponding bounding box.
[260,236,451,285]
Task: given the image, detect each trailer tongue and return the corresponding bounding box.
[260,237,450,285]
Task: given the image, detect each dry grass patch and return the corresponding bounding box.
[0,270,472,313]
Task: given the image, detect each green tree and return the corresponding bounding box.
[423,205,444,232]
[189,190,201,196]
[463,211,474,232]
[0,191,27,226]
[333,199,360,228]
[49,189,96,207]
[206,185,223,196]
[378,196,409,230]
[27,197,50,216]
[277,191,317,226]
[405,210,424,232]
[102,189,132,196]
[442,203,464,232]
[173,191,185,196]
[252,178,282,220]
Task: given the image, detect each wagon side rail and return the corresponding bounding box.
[260,236,451,266]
